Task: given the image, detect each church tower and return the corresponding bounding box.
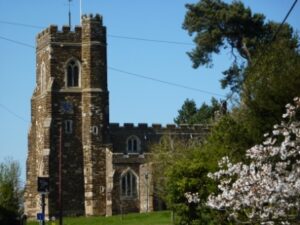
[25,14,110,218]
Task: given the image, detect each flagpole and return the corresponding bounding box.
[68,0,72,27]
[80,0,82,24]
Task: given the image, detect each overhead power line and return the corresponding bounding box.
[0,34,224,97]
[109,66,225,97]
[0,103,29,123]
[272,0,298,42]
[108,34,193,46]
[251,0,298,68]
[0,20,193,46]
[0,35,35,48]
[0,20,44,29]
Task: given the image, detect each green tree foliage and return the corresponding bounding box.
[155,1,300,224]
[174,99,197,125]
[0,159,22,225]
[183,0,297,93]
[241,39,300,141]
[203,115,254,162]
[182,0,300,142]
[150,115,253,224]
[150,136,226,224]
[182,0,299,136]
[150,136,200,202]
[174,98,220,125]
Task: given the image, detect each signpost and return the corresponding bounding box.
[38,177,49,193]
[37,213,45,221]
[37,177,49,225]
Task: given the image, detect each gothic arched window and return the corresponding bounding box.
[121,169,137,198]
[126,136,140,153]
[66,59,80,87]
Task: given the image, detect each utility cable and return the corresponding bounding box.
[0,34,225,97]
[0,34,226,122]
[109,66,225,97]
[108,34,193,46]
[0,20,44,29]
[271,0,298,42]
[253,0,298,65]
[226,0,298,103]
[0,103,29,123]
[0,35,35,48]
[0,20,193,46]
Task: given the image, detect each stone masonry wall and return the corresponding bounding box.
[25,37,54,217]
[81,14,109,216]
[48,92,85,216]
[109,123,210,154]
[25,13,211,218]
[109,123,209,214]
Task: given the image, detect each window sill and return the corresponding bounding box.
[123,153,144,158]
[59,87,82,93]
[120,196,138,200]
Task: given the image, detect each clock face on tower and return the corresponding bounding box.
[60,101,73,114]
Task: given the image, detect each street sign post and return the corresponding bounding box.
[37,177,49,225]
[37,213,45,221]
[37,177,49,193]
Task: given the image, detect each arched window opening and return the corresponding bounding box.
[127,136,140,153]
[66,60,80,87]
[121,170,137,198]
[41,62,46,93]
[92,126,98,135]
[64,120,73,134]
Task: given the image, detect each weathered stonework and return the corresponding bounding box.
[24,13,209,218]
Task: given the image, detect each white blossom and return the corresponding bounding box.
[207,97,300,224]
[184,192,200,204]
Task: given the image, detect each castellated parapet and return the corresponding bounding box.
[36,14,105,51]
[81,13,103,23]
[25,13,209,219]
[109,122,210,130]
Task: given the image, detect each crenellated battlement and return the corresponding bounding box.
[36,14,106,48]
[81,13,103,24]
[109,123,211,131]
[109,122,210,155]
[36,25,82,40]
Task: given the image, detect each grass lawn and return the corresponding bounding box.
[28,211,172,225]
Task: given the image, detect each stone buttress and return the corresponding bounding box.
[81,14,110,216]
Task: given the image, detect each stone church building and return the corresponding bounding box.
[24,14,208,218]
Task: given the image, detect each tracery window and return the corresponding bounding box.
[66,59,80,87]
[126,136,140,153]
[121,170,137,198]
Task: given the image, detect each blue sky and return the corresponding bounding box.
[0,0,299,181]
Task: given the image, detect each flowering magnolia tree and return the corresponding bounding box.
[184,192,200,204]
[207,97,300,224]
